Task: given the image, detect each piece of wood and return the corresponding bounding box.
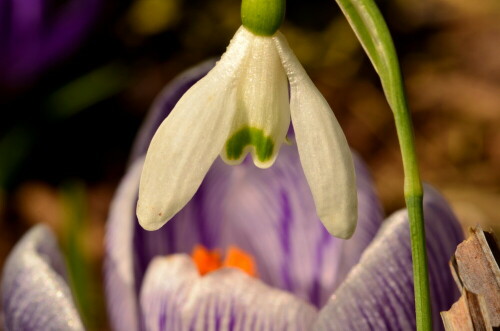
[441,289,492,331]
[442,226,500,330]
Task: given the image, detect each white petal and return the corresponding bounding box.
[140,255,318,331]
[273,33,358,239]
[137,27,252,230]
[129,59,217,163]
[221,27,290,169]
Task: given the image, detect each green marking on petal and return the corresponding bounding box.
[226,127,274,162]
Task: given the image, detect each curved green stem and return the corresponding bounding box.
[333,0,431,329]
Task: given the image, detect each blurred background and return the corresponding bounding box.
[1,0,499,328]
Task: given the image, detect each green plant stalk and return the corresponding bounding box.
[333,0,431,329]
[60,182,106,330]
[241,0,286,36]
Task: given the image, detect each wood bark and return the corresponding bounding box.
[441,226,500,331]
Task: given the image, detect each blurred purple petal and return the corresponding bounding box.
[0,0,100,85]
[10,0,43,41]
[314,186,463,331]
[140,255,318,331]
[43,0,100,66]
[1,225,84,330]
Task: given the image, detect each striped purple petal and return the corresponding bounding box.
[330,151,384,290]
[179,145,383,308]
[125,146,383,309]
[106,144,383,329]
[139,255,318,331]
[314,186,463,331]
[105,157,223,330]
[106,158,224,330]
[1,225,84,330]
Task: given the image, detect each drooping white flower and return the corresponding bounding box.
[137,26,358,239]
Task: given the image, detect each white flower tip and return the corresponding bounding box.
[320,210,358,239]
[136,199,170,231]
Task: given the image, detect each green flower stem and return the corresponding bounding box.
[241,0,285,36]
[333,0,431,330]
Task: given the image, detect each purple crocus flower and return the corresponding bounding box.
[0,0,100,86]
[1,62,463,331]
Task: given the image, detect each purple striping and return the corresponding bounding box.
[309,230,333,307]
[192,185,213,249]
[279,190,293,293]
[159,296,167,331]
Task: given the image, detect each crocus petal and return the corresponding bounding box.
[273,33,358,239]
[183,144,382,307]
[107,156,228,330]
[330,151,384,290]
[123,143,382,309]
[137,26,252,231]
[140,255,318,331]
[315,186,463,331]
[1,225,84,331]
[105,158,144,331]
[221,27,290,169]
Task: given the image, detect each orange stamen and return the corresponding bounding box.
[223,246,257,277]
[191,245,222,275]
[191,245,257,277]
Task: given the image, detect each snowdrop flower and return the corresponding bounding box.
[137,0,357,239]
[1,62,463,331]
